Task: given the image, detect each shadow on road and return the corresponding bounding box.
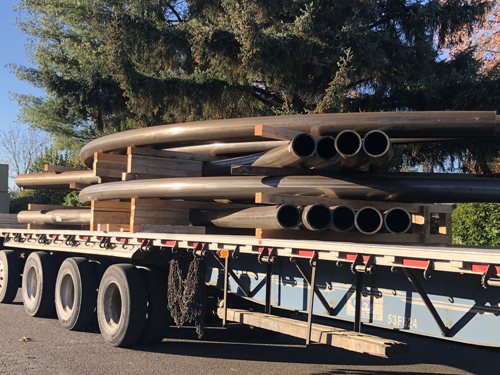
[131,324,498,375]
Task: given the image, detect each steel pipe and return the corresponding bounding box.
[79,112,498,167]
[384,207,412,234]
[170,141,287,156]
[188,204,301,230]
[203,133,317,175]
[355,207,383,235]
[16,170,99,189]
[79,172,500,204]
[335,130,370,171]
[18,210,91,225]
[330,205,356,232]
[301,204,333,231]
[363,130,394,171]
[301,136,342,169]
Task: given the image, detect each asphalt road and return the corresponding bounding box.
[0,290,498,375]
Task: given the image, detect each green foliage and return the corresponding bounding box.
[12,2,498,145]
[452,203,500,246]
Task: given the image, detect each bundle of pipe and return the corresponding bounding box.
[78,172,500,204]
[13,111,500,233]
[18,210,91,226]
[79,111,498,168]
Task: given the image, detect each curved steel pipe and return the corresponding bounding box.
[79,173,500,204]
[355,207,383,235]
[363,130,394,171]
[330,205,356,232]
[301,136,342,169]
[189,204,301,230]
[80,112,497,167]
[384,207,412,234]
[335,130,370,171]
[301,204,333,231]
[16,170,99,189]
[18,210,91,225]
[203,133,316,175]
[170,141,287,156]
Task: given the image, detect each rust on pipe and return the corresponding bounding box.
[383,207,412,234]
[18,210,91,225]
[301,204,333,231]
[79,112,498,167]
[363,130,394,171]
[355,206,383,235]
[16,170,99,188]
[189,204,301,230]
[335,130,370,171]
[330,205,356,232]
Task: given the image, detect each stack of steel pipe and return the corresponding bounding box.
[15,111,500,236]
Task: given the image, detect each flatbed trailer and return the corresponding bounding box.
[2,228,500,357]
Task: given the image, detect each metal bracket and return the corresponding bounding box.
[306,251,318,346]
[139,238,153,252]
[65,235,78,247]
[191,242,208,257]
[13,233,25,243]
[424,260,434,280]
[258,247,277,264]
[37,234,50,245]
[351,254,375,275]
[99,236,113,249]
[232,245,240,259]
[482,265,496,289]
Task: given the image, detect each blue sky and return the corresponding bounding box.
[0,1,44,133]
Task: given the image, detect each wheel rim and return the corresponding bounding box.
[102,282,122,331]
[25,265,38,304]
[58,273,75,319]
[0,259,5,292]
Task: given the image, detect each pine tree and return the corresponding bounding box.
[12,0,499,157]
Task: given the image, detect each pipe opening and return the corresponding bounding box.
[335,131,361,156]
[291,134,317,158]
[355,207,383,234]
[303,204,332,231]
[316,136,338,160]
[331,205,355,231]
[384,207,412,234]
[363,131,390,156]
[277,204,302,229]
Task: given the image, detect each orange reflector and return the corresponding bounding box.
[218,250,229,258]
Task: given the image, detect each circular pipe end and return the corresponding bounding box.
[384,207,412,234]
[316,136,338,160]
[277,204,302,229]
[335,130,362,157]
[291,133,317,158]
[363,130,391,157]
[302,204,333,231]
[331,205,356,232]
[355,206,383,235]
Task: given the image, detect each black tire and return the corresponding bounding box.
[55,257,97,331]
[22,251,58,317]
[0,250,21,303]
[139,266,170,345]
[97,264,147,347]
